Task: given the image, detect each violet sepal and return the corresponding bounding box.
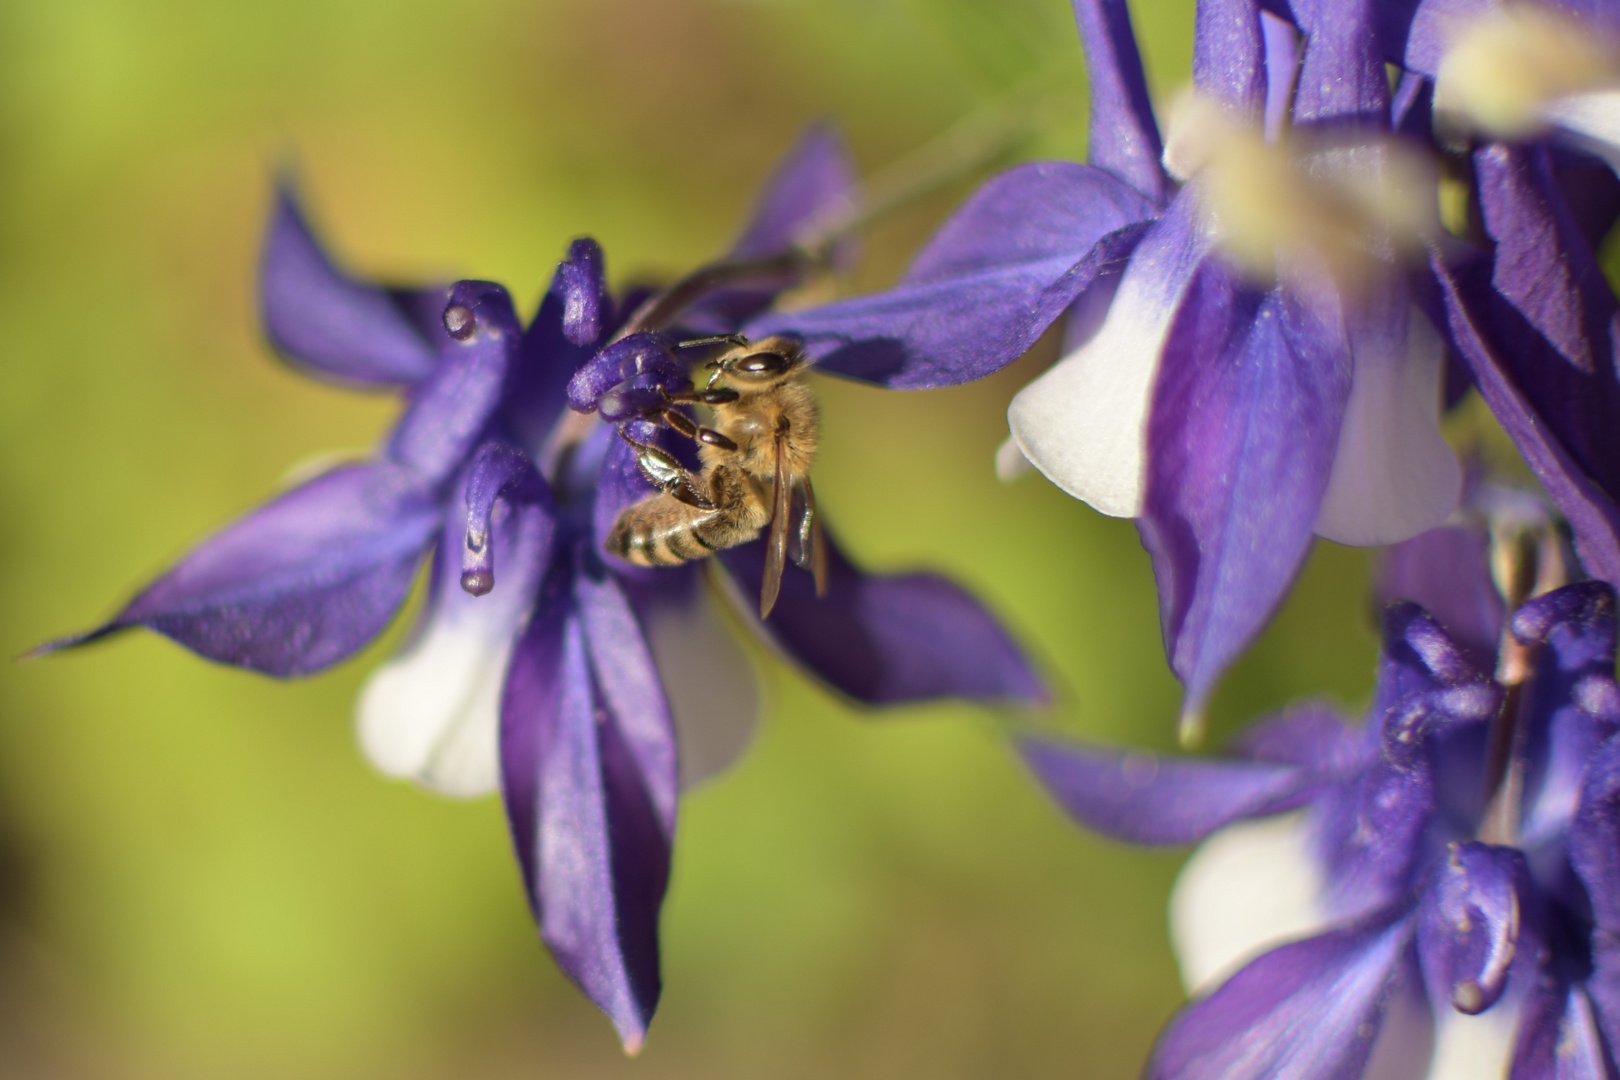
[259,184,443,387]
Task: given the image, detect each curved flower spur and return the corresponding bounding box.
[30,125,1045,1051]
[1017,495,1620,1079]
[748,0,1471,742]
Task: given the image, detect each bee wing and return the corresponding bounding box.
[796,476,829,598]
[759,433,794,619]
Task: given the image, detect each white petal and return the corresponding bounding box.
[1544,89,1620,174]
[357,543,542,798]
[1007,208,1206,518]
[994,434,1033,481]
[1423,994,1521,1080]
[1169,812,1330,994]
[641,587,761,791]
[1315,307,1462,546]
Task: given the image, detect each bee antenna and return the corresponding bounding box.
[675,333,750,352]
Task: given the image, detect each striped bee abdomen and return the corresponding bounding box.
[606,464,771,568]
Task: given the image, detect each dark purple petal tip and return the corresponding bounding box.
[558,238,610,347]
[719,535,1045,706]
[729,122,858,262]
[35,462,440,676]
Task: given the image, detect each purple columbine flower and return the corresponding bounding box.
[1356,0,1620,614]
[755,0,1466,732]
[34,126,1045,1051]
[1017,502,1620,1078]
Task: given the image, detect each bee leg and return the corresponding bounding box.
[618,429,713,508]
[664,387,740,406]
[655,405,738,452]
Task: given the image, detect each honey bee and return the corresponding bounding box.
[605,333,828,618]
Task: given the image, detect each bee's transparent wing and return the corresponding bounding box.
[759,433,794,619]
[794,476,829,598]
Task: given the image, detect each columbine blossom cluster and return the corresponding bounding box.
[36,0,1620,1065]
[1022,496,1620,1078]
[755,0,1620,735]
[39,130,1043,1049]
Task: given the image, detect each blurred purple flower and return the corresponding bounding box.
[35,126,1044,1051]
[1363,0,1620,604]
[1019,508,1620,1078]
[756,0,1464,728]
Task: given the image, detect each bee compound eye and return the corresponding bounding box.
[443,303,476,340]
[737,350,789,375]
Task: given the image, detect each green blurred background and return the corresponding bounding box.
[0,0,1384,1075]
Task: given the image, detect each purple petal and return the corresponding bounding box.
[258,185,441,386]
[1569,738,1620,935]
[1230,703,1366,772]
[1138,259,1352,718]
[557,238,609,347]
[386,280,521,485]
[576,571,678,835]
[1194,0,1266,114]
[1375,523,1505,670]
[1146,908,1417,1080]
[677,125,859,333]
[748,163,1157,388]
[36,463,439,675]
[1007,190,1210,517]
[1391,69,1433,136]
[1551,147,1620,257]
[1261,11,1303,142]
[500,577,669,1052]
[1438,143,1620,585]
[566,334,685,415]
[1416,842,1529,1016]
[503,244,616,453]
[1287,0,1390,125]
[1018,737,1318,845]
[1514,585,1620,844]
[1478,144,1620,478]
[728,123,857,262]
[623,574,760,791]
[1069,0,1172,201]
[1431,250,1620,586]
[1510,980,1612,1080]
[718,530,1045,705]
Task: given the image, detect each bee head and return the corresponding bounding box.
[707,336,806,388]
